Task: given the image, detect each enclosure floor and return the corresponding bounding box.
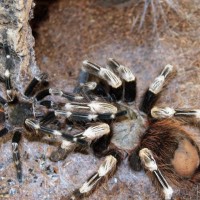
[1,0,200,199]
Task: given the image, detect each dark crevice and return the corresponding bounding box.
[31,0,60,39]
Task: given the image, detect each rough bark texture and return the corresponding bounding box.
[0,0,200,200]
[0,0,39,93]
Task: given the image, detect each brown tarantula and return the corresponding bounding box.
[1,34,200,199]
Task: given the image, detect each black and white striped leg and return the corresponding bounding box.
[77,69,113,101]
[70,155,118,200]
[64,101,118,114]
[40,109,127,124]
[74,82,99,101]
[12,131,22,183]
[139,148,173,200]
[25,119,88,146]
[92,82,111,100]
[91,134,112,157]
[39,100,56,109]
[107,58,136,103]
[74,82,97,94]
[39,114,62,128]
[50,123,110,161]
[35,88,84,102]
[151,107,200,121]
[151,107,200,127]
[3,39,15,101]
[74,69,107,100]
[3,44,15,102]
[74,69,107,101]
[82,60,123,101]
[140,64,174,114]
[24,73,48,97]
[39,111,57,125]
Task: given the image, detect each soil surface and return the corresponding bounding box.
[1,0,200,199]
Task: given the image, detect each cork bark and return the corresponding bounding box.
[0,0,39,93]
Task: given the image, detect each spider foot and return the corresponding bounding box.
[139,148,173,200]
[140,64,175,114]
[151,107,200,121]
[70,155,118,200]
[12,131,22,183]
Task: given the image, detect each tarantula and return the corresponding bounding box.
[1,35,200,199]
[39,58,200,200]
[0,37,93,186]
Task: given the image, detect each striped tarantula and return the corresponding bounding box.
[1,35,200,199]
[0,37,92,185]
[39,58,199,199]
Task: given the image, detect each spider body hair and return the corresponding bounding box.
[138,119,199,179]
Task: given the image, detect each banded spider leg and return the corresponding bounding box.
[69,59,176,199]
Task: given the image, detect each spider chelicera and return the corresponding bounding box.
[1,34,200,200]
